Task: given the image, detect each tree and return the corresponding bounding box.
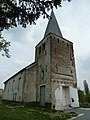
[0,89,3,100]
[0,0,71,57]
[86,93,90,103]
[83,80,90,103]
[83,80,89,95]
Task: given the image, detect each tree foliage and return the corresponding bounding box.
[0,33,10,58]
[86,93,90,103]
[83,80,89,95]
[83,80,90,103]
[0,0,71,57]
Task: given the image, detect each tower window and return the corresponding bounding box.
[62,41,64,43]
[57,39,59,44]
[39,46,41,54]
[70,44,73,53]
[71,70,73,73]
[67,43,69,47]
[41,70,44,79]
[42,43,45,51]
[45,65,47,72]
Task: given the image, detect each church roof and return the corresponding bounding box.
[4,62,37,84]
[44,10,63,38]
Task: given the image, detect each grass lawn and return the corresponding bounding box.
[0,101,78,120]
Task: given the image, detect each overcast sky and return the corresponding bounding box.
[0,0,90,90]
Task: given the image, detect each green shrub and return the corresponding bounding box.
[80,102,90,108]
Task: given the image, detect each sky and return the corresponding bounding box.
[0,0,90,90]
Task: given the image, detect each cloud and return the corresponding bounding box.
[14,58,27,66]
[1,0,90,90]
[76,54,90,89]
[80,56,90,70]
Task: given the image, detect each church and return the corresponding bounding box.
[3,11,79,110]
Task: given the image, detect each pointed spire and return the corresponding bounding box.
[44,10,63,38]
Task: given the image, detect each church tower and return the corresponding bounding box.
[35,11,79,110]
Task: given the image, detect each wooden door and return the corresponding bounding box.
[40,85,45,106]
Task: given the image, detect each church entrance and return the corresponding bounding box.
[55,85,70,110]
[40,85,45,106]
[62,86,70,107]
